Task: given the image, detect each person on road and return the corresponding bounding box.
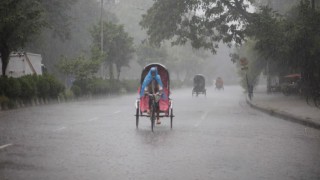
[140,67,164,124]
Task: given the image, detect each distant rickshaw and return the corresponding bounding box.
[215,77,224,90]
[192,74,206,96]
[280,73,301,96]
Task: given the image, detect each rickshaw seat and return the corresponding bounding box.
[139,88,170,112]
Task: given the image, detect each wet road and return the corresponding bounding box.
[1,86,320,180]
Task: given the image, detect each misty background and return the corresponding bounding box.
[24,0,239,86]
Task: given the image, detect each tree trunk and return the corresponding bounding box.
[116,65,121,81]
[108,62,114,80]
[312,0,315,10]
[0,44,10,77]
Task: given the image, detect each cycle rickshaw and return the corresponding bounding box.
[215,77,224,90]
[281,73,301,96]
[192,74,206,96]
[135,63,174,131]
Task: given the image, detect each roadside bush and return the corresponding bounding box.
[3,77,21,99]
[19,75,36,100]
[73,79,91,95]
[43,75,65,98]
[7,99,16,109]
[88,78,110,95]
[0,74,65,109]
[109,80,121,94]
[73,78,125,95]
[0,95,9,109]
[171,80,183,89]
[71,85,82,97]
[37,76,50,98]
[121,79,139,93]
[0,77,6,95]
[63,89,74,100]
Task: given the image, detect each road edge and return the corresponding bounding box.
[246,97,320,130]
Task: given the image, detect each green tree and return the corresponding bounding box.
[140,0,256,54]
[57,55,101,80]
[26,0,117,74]
[91,21,135,80]
[247,6,289,61]
[167,44,209,83]
[233,0,320,92]
[285,0,320,85]
[0,0,46,76]
[250,1,320,82]
[136,41,168,67]
[40,0,77,40]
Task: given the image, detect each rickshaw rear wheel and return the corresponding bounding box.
[150,105,156,132]
[170,108,173,129]
[136,102,140,128]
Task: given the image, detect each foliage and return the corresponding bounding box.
[89,78,112,95]
[18,75,37,100]
[140,0,256,54]
[57,55,102,80]
[1,78,20,99]
[248,1,320,85]
[43,75,65,98]
[233,40,266,90]
[136,41,168,67]
[36,75,50,98]
[121,79,140,93]
[247,7,290,62]
[91,21,135,80]
[0,77,21,99]
[285,1,320,75]
[39,0,77,40]
[71,85,81,98]
[72,79,91,95]
[25,0,117,75]
[230,0,320,93]
[0,95,10,109]
[166,43,210,82]
[0,74,64,103]
[71,78,141,96]
[0,0,47,76]
[63,89,75,101]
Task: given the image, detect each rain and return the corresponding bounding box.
[1,0,320,179]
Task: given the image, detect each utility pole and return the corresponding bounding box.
[100,0,105,79]
[100,0,104,53]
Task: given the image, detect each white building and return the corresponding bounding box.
[0,52,44,77]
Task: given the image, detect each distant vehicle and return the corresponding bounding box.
[192,74,206,96]
[0,52,44,77]
[280,73,301,96]
[215,77,224,90]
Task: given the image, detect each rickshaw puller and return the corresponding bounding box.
[140,67,164,124]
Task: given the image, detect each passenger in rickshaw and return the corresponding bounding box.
[215,77,224,89]
[140,67,164,124]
